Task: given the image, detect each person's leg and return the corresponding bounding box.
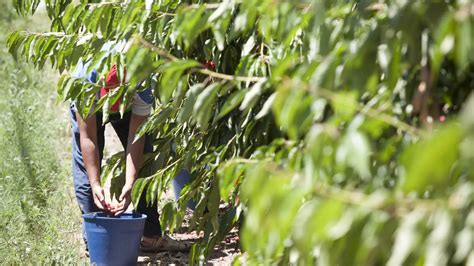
[70,108,105,245]
[109,112,162,237]
[172,169,196,210]
[109,112,192,251]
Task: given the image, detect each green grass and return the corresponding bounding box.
[0,2,85,264]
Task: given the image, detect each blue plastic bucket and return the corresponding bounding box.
[83,212,147,266]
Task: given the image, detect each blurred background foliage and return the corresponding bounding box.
[0,0,83,263]
[7,0,474,264]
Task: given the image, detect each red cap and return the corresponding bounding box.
[100,64,127,112]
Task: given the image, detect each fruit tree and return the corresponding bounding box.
[7,0,474,264]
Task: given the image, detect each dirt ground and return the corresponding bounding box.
[137,219,241,265]
[103,124,241,265]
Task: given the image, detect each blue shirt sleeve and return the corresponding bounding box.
[70,61,98,112]
[137,88,154,105]
[72,61,97,83]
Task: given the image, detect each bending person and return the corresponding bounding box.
[70,61,190,254]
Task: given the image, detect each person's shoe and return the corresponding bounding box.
[83,240,89,258]
[79,246,89,258]
[140,235,192,253]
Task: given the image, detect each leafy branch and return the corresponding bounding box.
[136,36,266,83]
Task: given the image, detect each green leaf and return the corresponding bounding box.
[242,35,256,57]
[217,89,248,120]
[125,42,160,87]
[330,91,358,122]
[131,177,152,207]
[273,86,314,139]
[293,199,345,252]
[146,179,159,209]
[159,60,200,103]
[175,5,209,50]
[255,92,276,120]
[239,79,266,112]
[134,107,173,142]
[336,130,371,180]
[88,7,104,33]
[401,123,462,195]
[193,82,221,130]
[56,74,68,100]
[387,211,425,266]
[219,163,244,201]
[207,182,220,230]
[160,201,176,232]
[178,83,206,123]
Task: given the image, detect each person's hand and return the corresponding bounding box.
[91,183,111,211]
[110,184,132,216]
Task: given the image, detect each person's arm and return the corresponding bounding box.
[77,113,109,211]
[111,112,148,215]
